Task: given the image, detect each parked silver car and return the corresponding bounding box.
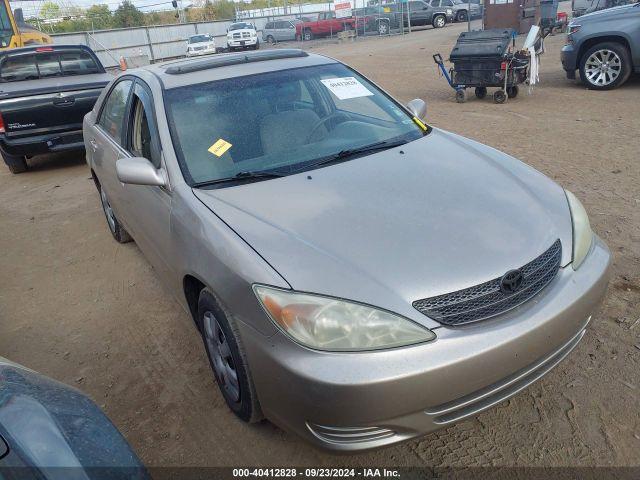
[262,19,300,43]
[83,49,610,452]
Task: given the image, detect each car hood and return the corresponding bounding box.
[190,40,214,46]
[227,29,255,35]
[193,129,573,328]
[575,3,635,21]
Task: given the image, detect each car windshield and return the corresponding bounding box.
[164,63,427,186]
[229,23,253,31]
[189,35,211,43]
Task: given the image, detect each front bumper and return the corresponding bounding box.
[241,236,610,452]
[0,129,85,159]
[561,43,578,79]
[227,38,258,48]
[186,49,216,57]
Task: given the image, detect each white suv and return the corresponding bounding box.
[186,34,217,57]
[226,22,259,51]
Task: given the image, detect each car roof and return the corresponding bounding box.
[141,49,337,89]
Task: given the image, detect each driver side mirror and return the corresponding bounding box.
[116,157,166,187]
[406,98,427,119]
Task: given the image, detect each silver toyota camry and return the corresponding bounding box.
[83,49,610,452]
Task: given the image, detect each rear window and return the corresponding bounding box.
[0,50,100,82]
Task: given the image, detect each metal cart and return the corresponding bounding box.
[433,29,530,104]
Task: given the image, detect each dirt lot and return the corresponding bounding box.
[1,18,639,469]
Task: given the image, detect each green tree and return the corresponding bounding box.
[113,0,144,28]
[212,0,236,20]
[40,1,61,20]
[86,4,113,30]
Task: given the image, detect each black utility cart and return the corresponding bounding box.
[434,29,530,104]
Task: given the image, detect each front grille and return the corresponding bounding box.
[413,239,562,326]
[232,33,240,38]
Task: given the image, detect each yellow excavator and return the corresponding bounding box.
[0,0,52,50]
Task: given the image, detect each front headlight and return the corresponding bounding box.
[565,190,593,270]
[254,285,436,351]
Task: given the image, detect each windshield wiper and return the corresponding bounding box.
[304,139,408,170]
[192,170,285,188]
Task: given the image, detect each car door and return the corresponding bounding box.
[409,1,429,25]
[273,21,285,41]
[284,21,297,40]
[119,80,175,289]
[90,77,135,233]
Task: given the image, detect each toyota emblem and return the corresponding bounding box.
[500,269,524,294]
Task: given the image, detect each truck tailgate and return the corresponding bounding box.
[0,73,111,138]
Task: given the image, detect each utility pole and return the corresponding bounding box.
[467,0,471,31]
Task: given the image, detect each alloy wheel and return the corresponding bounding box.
[584,49,622,87]
[435,16,445,28]
[378,21,388,34]
[100,188,116,233]
[203,311,240,403]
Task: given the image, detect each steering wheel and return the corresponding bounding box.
[305,112,350,144]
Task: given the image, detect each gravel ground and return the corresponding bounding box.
[0,14,639,469]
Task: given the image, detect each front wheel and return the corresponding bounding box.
[506,85,519,98]
[579,42,631,90]
[303,29,313,41]
[99,183,132,243]
[378,20,389,35]
[198,290,262,423]
[432,15,446,28]
[253,42,260,50]
[266,35,275,44]
[456,10,468,22]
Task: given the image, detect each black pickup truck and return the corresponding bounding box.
[0,45,111,173]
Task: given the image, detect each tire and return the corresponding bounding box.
[378,20,389,35]
[579,42,631,90]
[266,35,275,44]
[253,42,260,50]
[456,10,468,22]
[475,86,487,99]
[507,85,519,98]
[493,89,507,104]
[303,29,313,41]
[455,89,466,103]
[432,15,446,28]
[3,153,28,174]
[198,290,262,423]
[98,183,132,243]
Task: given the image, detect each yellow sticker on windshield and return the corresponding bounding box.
[413,116,428,131]
[208,139,232,157]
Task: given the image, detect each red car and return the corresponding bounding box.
[295,12,356,40]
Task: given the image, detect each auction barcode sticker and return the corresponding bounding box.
[320,77,374,100]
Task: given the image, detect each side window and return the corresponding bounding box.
[128,85,161,169]
[265,22,273,29]
[129,97,157,166]
[98,79,133,145]
[443,0,453,6]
